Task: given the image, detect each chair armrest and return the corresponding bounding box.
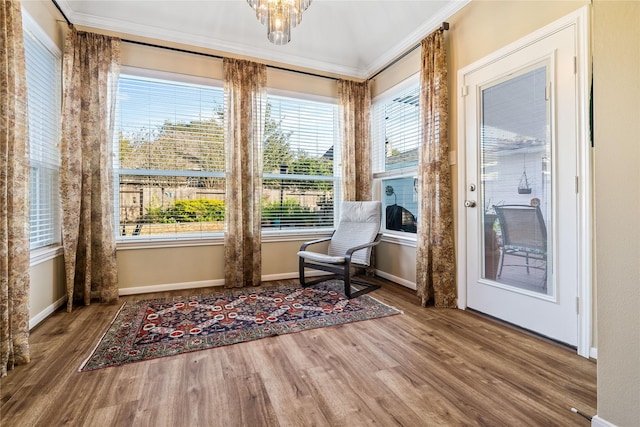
[299,233,334,251]
[344,233,382,264]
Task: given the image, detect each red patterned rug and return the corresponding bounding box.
[79,280,400,371]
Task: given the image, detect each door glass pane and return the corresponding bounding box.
[480,64,552,296]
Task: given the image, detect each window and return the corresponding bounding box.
[23,13,61,250]
[262,93,339,231]
[114,73,339,240]
[371,76,420,235]
[114,72,225,239]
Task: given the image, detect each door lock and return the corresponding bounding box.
[464,200,477,208]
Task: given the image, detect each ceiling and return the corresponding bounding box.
[57,0,469,79]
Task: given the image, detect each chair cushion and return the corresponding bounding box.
[340,201,382,223]
[297,250,345,264]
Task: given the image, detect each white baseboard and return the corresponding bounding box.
[30,295,67,330]
[590,347,598,360]
[592,415,618,427]
[375,270,416,290]
[261,270,330,282]
[118,279,225,296]
[118,271,334,296]
[118,270,408,297]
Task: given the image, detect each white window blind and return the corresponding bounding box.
[371,78,420,235]
[114,74,225,239]
[262,94,338,230]
[372,81,421,174]
[24,19,61,250]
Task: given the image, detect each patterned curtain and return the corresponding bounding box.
[338,80,371,201]
[416,30,456,307]
[1,0,30,377]
[60,29,120,311]
[223,58,266,288]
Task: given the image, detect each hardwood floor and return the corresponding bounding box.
[1,278,596,426]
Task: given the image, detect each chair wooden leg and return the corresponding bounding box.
[343,267,351,298]
[299,257,307,287]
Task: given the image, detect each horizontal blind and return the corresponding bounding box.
[115,74,225,239]
[24,25,61,249]
[115,75,225,173]
[371,82,421,174]
[262,95,338,230]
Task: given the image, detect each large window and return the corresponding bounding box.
[23,13,61,250]
[114,74,339,240]
[114,72,225,239]
[372,76,420,235]
[262,93,339,231]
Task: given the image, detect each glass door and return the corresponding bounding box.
[480,64,552,296]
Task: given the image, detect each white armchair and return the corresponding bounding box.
[298,201,382,298]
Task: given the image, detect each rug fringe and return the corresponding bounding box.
[78,301,128,372]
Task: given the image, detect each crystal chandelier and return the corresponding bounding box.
[247,0,313,45]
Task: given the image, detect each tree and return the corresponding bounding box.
[118,113,226,189]
[262,103,294,175]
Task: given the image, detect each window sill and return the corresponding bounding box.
[116,235,224,250]
[262,228,333,243]
[381,232,417,248]
[30,245,64,266]
[116,228,335,250]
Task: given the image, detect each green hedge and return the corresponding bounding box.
[262,199,312,223]
[144,199,225,223]
[141,198,330,227]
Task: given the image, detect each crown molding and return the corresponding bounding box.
[365,0,470,78]
[56,0,365,78]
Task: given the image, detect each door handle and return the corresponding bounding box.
[464,200,477,208]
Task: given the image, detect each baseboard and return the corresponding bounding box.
[591,415,618,427]
[375,270,416,290]
[118,270,404,296]
[590,347,598,360]
[118,279,225,296]
[30,295,67,330]
[261,270,331,282]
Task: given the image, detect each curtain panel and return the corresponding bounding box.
[416,30,457,308]
[223,58,266,288]
[338,80,372,202]
[0,0,31,377]
[60,29,120,311]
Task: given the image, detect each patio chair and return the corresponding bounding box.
[298,201,382,298]
[493,204,548,281]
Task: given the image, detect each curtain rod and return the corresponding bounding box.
[121,38,339,81]
[51,0,70,25]
[368,22,449,81]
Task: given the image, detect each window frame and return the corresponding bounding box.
[113,70,341,247]
[22,9,63,261]
[262,88,341,238]
[113,67,226,245]
[371,74,421,241]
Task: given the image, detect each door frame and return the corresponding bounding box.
[455,6,592,358]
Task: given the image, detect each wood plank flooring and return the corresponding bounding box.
[1,278,596,426]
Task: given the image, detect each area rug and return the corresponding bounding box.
[79,280,400,371]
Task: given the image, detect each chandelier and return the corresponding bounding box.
[247,0,313,45]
